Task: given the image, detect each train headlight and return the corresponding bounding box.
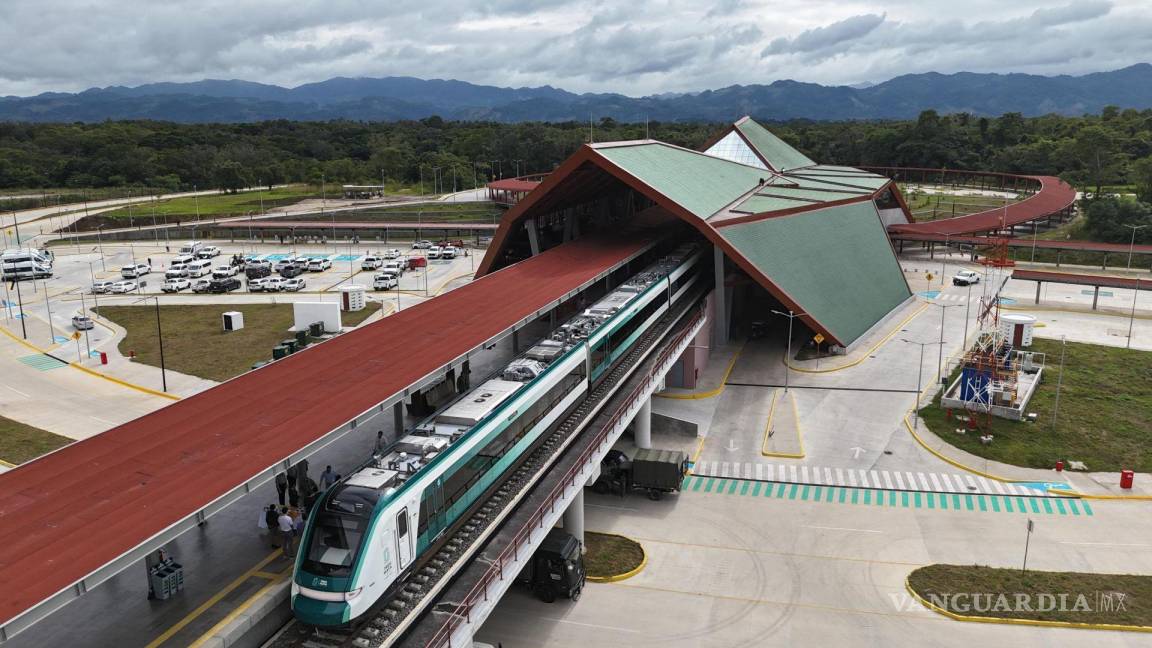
[345,587,363,601]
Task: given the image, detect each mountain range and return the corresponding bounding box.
[3,65,1152,123]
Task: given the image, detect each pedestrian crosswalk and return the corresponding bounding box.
[17,354,68,371]
[689,460,1065,498]
[679,476,1091,516]
[932,293,971,302]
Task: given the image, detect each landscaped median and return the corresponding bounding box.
[0,415,72,465]
[584,532,647,583]
[906,564,1152,631]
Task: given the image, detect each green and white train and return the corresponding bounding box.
[291,244,704,626]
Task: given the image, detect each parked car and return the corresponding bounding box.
[291,256,313,267]
[279,265,305,278]
[161,278,191,293]
[165,266,189,279]
[274,259,295,272]
[120,263,151,279]
[307,258,332,272]
[427,246,442,260]
[245,264,272,280]
[191,279,212,293]
[441,245,458,259]
[196,245,221,259]
[382,248,402,259]
[372,273,398,290]
[952,270,981,286]
[208,277,241,293]
[262,277,284,292]
[407,256,426,269]
[382,260,405,276]
[281,277,307,292]
[71,315,94,331]
[109,280,138,293]
[361,255,383,270]
[212,265,238,278]
[412,240,432,249]
[92,280,115,294]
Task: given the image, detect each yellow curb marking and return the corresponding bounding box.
[904,577,1152,633]
[656,343,744,400]
[785,302,931,374]
[585,533,648,584]
[760,390,805,459]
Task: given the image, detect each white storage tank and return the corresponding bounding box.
[221,311,244,331]
[999,314,1036,348]
[340,285,367,312]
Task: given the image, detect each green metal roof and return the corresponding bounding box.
[735,119,815,172]
[595,143,766,219]
[718,200,910,345]
[753,187,865,203]
[733,195,814,213]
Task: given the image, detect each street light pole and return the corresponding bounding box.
[96,225,107,271]
[136,296,168,392]
[1123,224,1147,270]
[43,280,55,344]
[902,338,942,425]
[926,301,962,383]
[770,309,807,393]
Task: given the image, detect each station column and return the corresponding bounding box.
[713,244,728,344]
[634,396,652,449]
[563,488,585,550]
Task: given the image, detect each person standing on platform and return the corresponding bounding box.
[286,466,299,507]
[275,472,288,506]
[278,507,296,558]
[320,465,337,490]
[263,505,280,548]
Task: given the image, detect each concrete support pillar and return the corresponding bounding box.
[713,245,728,345]
[1092,286,1100,310]
[634,396,652,450]
[563,489,585,551]
[393,401,404,437]
[512,328,520,353]
[525,218,541,256]
[1035,282,1041,305]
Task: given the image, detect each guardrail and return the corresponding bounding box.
[424,304,706,648]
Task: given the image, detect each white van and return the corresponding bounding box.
[179,241,204,256]
[186,259,212,277]
[171,254,195,266]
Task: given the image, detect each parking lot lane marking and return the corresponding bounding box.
[890,492,898,506]
[703,478,716,493]
[991,497,1002,512]
[751,482,762,497]
[917,472,930,490]
[691,478,704,492]
[914,492,922,508]
[928,473,943,492]
[882,471,894,490]
[1042,498,1054,514]
[952,494,962,509]
[531,617,642,635]
[776,483,787,498]
[1014,497,1027,513]
[939,493,947,510]
[803,525,884,534]
[1055,499,1068,515]
[788,484,799,500]
[839,488,847,504]
[901,492,910,507]
[756,463,764,480]
[587,503,638,511]
[1082,501,1094,516]
[847,470,858,487]
[852,489,861,505]
[940,474,955,491]
[1067,499,1081,516]
[812,486,822,501]
[991,480,1007,495]
[827,487,837,503]
[926,493,935,509]
[1059,541,1149,547]
[893,472,905,490]
[727,479,739,494]
[2,384,30,397]
[1029,498,1041,513]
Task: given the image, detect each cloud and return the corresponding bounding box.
[761,13,886,56]
[0,0,1146,97]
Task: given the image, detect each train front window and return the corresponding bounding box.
[303,512,367,577]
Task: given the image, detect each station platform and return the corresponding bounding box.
[0,231,656,642]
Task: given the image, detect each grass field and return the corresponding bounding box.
[0,415,73,465]
[102,302,382,382]
[97,186,323,221]
[903,190,1017,222]
[584,532,645,579]
[908,564,1151,626]
[919,338,1152,472]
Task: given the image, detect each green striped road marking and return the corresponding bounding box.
[682,478,1084,518]
[18,354,68,371]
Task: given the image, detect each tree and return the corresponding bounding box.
[1071,125,1122,198]
[1133,157,1152,203]
[1084,197,1152,244]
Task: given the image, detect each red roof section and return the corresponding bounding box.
[0,234,647,627]
[486,179,540,192]
[213,221,498,231]
[888,232,1152,255]
[1011,269,1152,291]
[887,175,1076,236]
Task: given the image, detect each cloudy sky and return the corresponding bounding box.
[1,0,1149,96]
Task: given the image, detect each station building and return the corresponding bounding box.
[478,117,915,385]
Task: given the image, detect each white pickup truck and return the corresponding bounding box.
[952,270,981,286]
